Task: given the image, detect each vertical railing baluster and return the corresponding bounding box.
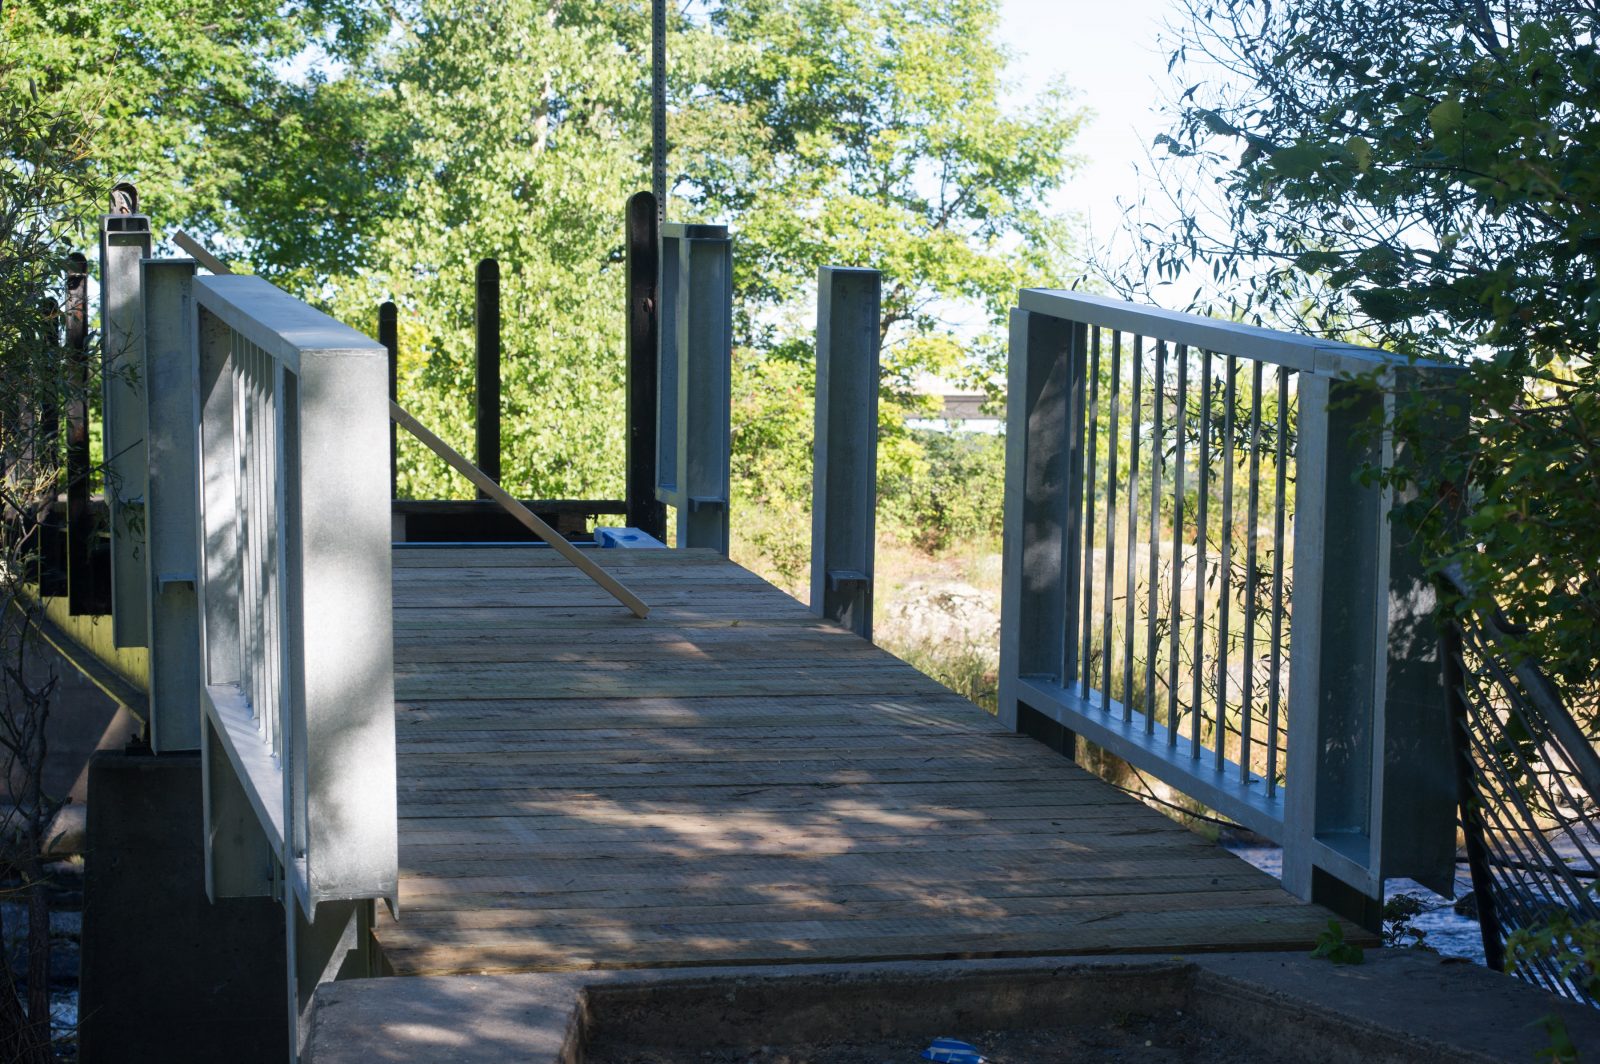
[234,336,252,722]
[1215,355,1236,771]
[1101,331,1120,708]
[1061,321,1089,690]
[1122,336,1143,718]
[1267,366,1290,796]
[1166,345,1188,742]
[1241,360,1263,785]
[1080,327,1100,698]
[1190,351,1211,758]
[267,357,282,757]
[253,346,264,735]
[1144,341,1164,735]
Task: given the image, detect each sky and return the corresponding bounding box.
[995,0,1198,303]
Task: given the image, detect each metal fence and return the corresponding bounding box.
[999,288,1463,903]
[1445,567,1600,1002]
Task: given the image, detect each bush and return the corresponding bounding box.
[878,428,1006,553]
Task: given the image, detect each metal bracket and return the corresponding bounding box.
[826,569,869,591]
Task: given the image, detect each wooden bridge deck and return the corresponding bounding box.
[376,546,1349,977]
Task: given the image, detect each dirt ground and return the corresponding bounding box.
[587,1012,1277,1064]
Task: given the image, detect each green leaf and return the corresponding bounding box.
[1427,98,1464,136]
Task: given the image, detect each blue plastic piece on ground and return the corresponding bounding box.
[922,1037,985,1064]
[593,526,667,549]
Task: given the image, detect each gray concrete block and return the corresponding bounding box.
[306,951,1600,1064]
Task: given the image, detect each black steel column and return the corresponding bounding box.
[38,294,66,595]
[379,301,398,496]
[474,259,501,494]
[625,192,666,540]
[64,253,100,614]
[1442,615,1506,971]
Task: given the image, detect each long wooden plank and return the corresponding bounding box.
[389,869,1283,916]
[389,851,1288,898]
[390,401,650,618]
[393,547,732,563]
[378,911,1353,977]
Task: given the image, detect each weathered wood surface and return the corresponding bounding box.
[379,547,1365,977]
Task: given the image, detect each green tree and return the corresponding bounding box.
[677,0,1081,561]
[19,0,1084,538]
[240,0,1083,524]
[7,0,387,247]
[310,0,655,500]
[1142,0,1600,709]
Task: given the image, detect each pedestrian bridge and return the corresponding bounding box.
[380,545,1333,977]
[23,193,1491,1061]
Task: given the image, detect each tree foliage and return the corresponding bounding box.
[1143,0,1600,707]
[15,0,1082,515]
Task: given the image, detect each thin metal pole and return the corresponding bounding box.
[1144,341,1164,734]
[1166,345,1187,742]
[1215,355,1235,771]
[1267,368,1289,796]
[1122,335,1142,717]
[652,0,668,224]
[1241,360,1263,784]
[1080,327,1099,698]
[1101,330,1119,706]
[475,258,502,496]
[1190,351,1212,757]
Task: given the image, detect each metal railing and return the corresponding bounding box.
[655,220,733,553]
[189,274,397,915]
[999,288,1463,903]
[1444,567,1600,1001]
[810,266,881,638]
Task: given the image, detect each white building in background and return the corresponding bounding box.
[905,373,1001,433]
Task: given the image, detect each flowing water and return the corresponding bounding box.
[1222,841,1487,963]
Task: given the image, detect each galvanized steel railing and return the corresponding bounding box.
[999,289,1464,904]
[189,274,397,915]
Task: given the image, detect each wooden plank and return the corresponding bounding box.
[390,869,1283,916]
[382,888,1304,939]
[396,808,1188,847]
[388,851,1290,897]
[378,909,1362,977]
[392,547,731,568]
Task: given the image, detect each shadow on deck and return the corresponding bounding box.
[377,547,1358,977]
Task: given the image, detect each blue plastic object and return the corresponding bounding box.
[921,1037,985,1064]
[593,526,667,549]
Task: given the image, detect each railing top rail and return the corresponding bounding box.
[661,220,729,240]
[195,274,385,372]
[1020,288,1459,377]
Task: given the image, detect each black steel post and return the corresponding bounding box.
[379,301,399,496]
[474,259,501,494]
[625,192,666,540]
[64,252,99,614]
[1442,614,1507,971]
[37,295,67,595]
